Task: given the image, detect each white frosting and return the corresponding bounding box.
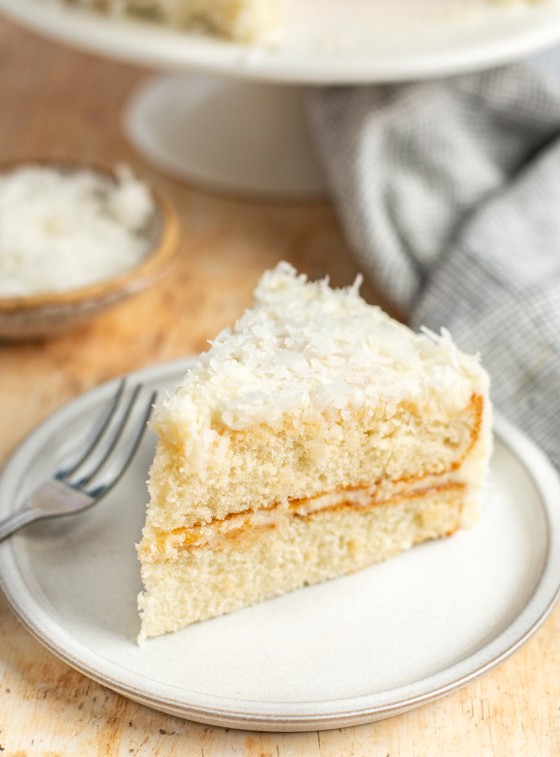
[154,262,488,452]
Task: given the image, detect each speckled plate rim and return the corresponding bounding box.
[2,0,560,83]
[1,358,560,732]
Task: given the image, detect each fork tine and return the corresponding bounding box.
[86,390,157,499]
[56,379,127,480]
[71,383,144,488]
[0,384,157,544]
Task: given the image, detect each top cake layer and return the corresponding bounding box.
[143,262,492,535]
[154,262,487,458]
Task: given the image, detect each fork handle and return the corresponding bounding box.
[0,508,42,543]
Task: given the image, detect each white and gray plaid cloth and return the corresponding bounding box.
[310,55,560,468]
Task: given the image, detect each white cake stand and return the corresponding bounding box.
[2,0,560,195]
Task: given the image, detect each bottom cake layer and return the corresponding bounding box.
[137,486,468,641]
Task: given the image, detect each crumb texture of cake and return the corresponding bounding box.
[137,262,492,641]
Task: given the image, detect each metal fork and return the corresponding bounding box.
[0,380,156,543]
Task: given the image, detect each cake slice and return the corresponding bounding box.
[137,262,492,640]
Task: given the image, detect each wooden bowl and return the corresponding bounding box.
[0,162,180,340]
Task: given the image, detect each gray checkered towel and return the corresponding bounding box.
[310,57,560,468]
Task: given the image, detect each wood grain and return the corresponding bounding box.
[0,13,558,756]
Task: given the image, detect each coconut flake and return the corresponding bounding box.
[154,263,489,459]
[0,164,155,296]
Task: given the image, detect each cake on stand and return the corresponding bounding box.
[2,0,560,196]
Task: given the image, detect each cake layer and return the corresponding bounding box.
[145,392,487,533]
[144,264,490,535]
[138,485,466,639]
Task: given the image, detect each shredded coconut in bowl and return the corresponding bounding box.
[0,163,156,297]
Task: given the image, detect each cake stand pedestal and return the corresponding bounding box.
[125,74,327,197]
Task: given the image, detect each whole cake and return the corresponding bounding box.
[137,263,492,640]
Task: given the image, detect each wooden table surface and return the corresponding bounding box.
[0,13,558,756]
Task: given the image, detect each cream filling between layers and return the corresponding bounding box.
[139,472,467,564]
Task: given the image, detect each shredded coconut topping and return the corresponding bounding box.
[155,262,488,454]
[0,163,155,296]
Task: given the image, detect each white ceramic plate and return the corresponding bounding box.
[1,358,560,731]
[2,0,560,82]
